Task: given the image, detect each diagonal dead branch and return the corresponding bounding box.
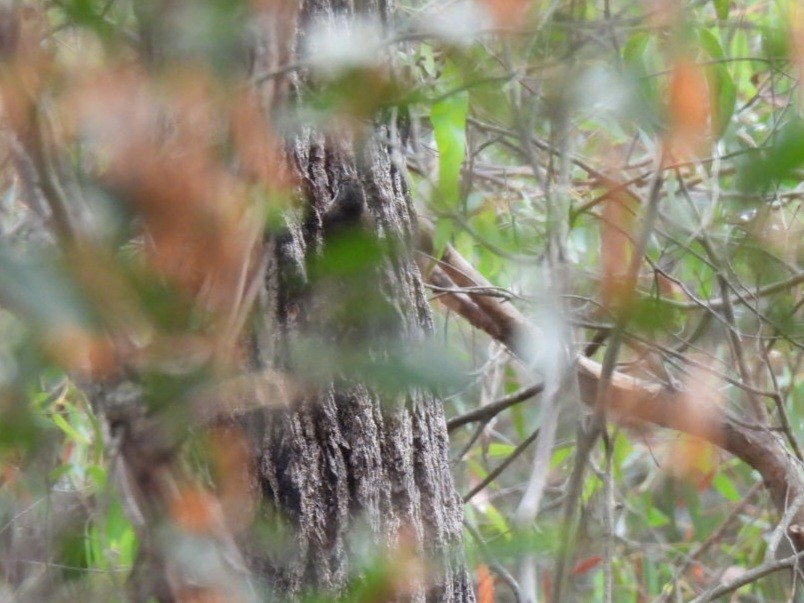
[447,382,544,432]
[422,230,804,548]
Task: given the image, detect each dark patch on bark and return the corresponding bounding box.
[242,114,474,598]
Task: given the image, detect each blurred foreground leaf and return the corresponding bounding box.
[740,118,804,192]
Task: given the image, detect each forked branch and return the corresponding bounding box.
[421,232,804,547]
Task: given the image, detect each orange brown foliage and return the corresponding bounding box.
[55,62,291,369]
[0,6,52,138]
[666,58,711,161]
[600,192,634,312]
[207,425,257,533]
[570,555,603,576]
[478,0,531,28]
[42,326,118,379]
[667,434,718,487]
[169,485,224,536]
[476,563,495,603]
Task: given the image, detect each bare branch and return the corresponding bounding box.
[689,551,804,603]
[421,223,804,550]
[447,382,544,431]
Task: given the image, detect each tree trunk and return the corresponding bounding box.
[0,0,476,598]
[234,2,475,601]
[245,28,474,601]
[246,149,473,600]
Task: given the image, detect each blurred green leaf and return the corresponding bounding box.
[432,217,454,258]
[289,337,467,395]
[550,445,572,469]
[739,118,804,191]
[0,385,55,456]
[52,412,89,445]
[487,443,516,458]
[483,504,512,541]
[0,249,93,333]
[698,28,736,139]
[630,297,681,335]
[468,459,489,481]
[57,0,115,39]
[646,506,670,528]
[712,0,729,20]
[712,472,741,502]
[761,5,790,61]
[310,230,386,279]
[430,91,469,209]
[622,32,662,132]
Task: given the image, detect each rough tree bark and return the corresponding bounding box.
[6,0,801,599]
[215,0,475,600]
[187,0,473,597]
[0,0,474,602]
[244,147,473,599]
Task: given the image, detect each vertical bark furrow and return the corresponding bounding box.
[245,1,473,598]
[317,392,352,580]
[380,402,423,535]
[334,386,384,525]
[255,144,474,599]
[412,394,463,546]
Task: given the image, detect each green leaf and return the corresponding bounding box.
[740,118,804,191]
[698,28,736,139]
[712,472,740,502]
[430,91,469,209]
[468,459,488,480]
[761,4,790,61]
[432,217,454,258]
[0,248,93,333]
[646,505,670,527]
[87,465,107,489]
[483,503,512,540]
[487,443,516,458]
[730,30,755,95]
[679,483,706,540]
[52,413,89,445]
[622,33,662,132]
[86,525,103,569]
[630,297,680,335]
[550,445,572,469]
[118,526,137,567]
[708,63,736,140]
[59,0,114,38]
[712,0,729,20]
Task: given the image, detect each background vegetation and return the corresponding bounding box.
[0,0,802,601]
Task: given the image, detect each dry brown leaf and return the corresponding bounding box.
[666,58,711,161]
[476,564,495,603]
[600,192,634,312]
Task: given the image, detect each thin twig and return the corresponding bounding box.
[654,481,763,603]
[448,383,544,431]
[553,155,665,603]
[464,521,524,602]
[689,551,804,603]
[463,426,541,503]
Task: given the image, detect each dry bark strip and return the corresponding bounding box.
[422,236,804,548]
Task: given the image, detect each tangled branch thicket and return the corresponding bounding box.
[0,0,802,601]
